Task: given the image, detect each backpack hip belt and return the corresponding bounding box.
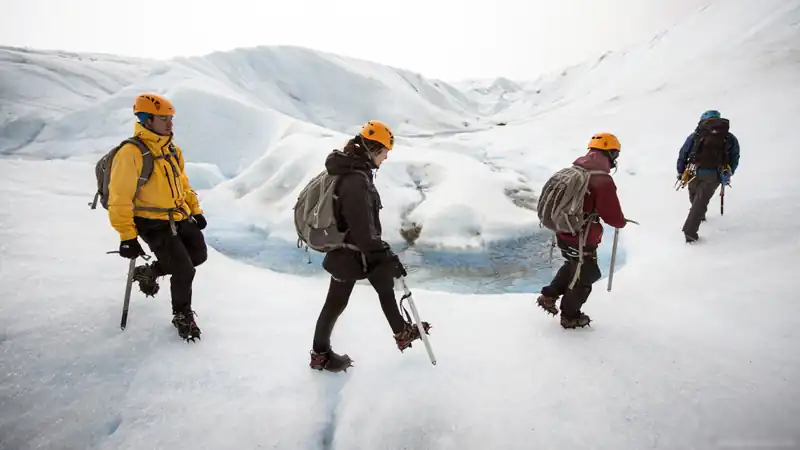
[133,206,185,236]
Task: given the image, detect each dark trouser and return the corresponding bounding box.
[683,172,720,238]
[312,265,406,353]
[134,217,208,314]
[541,238,602,319]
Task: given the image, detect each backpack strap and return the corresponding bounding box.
[687,132,700,163]
[333,170,375,271]
[125,138,183,236]
[567,211,598,289]
[568,167,606,290]
[119,137,154,203]
[151,142,179,160]
[719,136,730,168]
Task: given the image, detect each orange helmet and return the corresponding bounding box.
[587,132,621,152]
[133,93,175,115]
[359,120,394,150]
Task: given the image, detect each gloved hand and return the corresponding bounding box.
[192,214,207,230]
[119,238,145,259]
[720,171,732,186]
[677,173,683,180]
[387,253,407,279]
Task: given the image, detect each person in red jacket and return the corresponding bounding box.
[537,133,627,328]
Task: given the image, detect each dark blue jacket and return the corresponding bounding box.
[677,132,740,175]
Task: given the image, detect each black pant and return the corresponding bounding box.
[683,172,720,237]
[312,264,406,353]
[541,238,602,319]
[134,217,208,314]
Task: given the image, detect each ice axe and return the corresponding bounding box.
[607,219,639,292]
[107,250,151,330]
[399,277,436,365]
[720,169,732,216]
[720,183,730,216]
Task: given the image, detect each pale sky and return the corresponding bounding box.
[1,0,706,81]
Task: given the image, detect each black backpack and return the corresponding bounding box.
[689,117,730,170]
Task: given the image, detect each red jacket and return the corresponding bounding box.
[556,150,626,247]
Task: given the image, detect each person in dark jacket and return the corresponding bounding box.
[536,133,627,328]
[676,109,740,243]
[310,120,430,372]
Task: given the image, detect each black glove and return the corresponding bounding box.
[677,173,683,180]
[192,214,207,230]
[388,253,407,279]
[119,238,145,259]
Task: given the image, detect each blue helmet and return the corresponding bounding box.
[700,110,721,121]
[135,112,153,124]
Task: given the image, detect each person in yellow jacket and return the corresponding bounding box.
[108,93,207,342]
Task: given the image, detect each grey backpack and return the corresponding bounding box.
[89,138,154,210]
[293,170,366,253]
[537,165,606,234]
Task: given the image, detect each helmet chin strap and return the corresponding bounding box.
[600,149,619,172]
[608,157,619,173]
[140,118,173,137]
[357,135,381,169]
[367,152,380,170]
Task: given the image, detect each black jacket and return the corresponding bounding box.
[321,150,392,281]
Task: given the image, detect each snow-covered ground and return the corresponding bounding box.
[2,0,800,448]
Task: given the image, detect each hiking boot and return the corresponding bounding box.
[560,313,591,329]
[684,232,699,244]
[172,310,201,342]
[309,348,353,372]
[536,295,558,316]
[394,321,432,352]
[133,264,160,297]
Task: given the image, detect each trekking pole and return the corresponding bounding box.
[400,278,436,365]
[548,234,556,267]
[107,251,150,330]
[720,184,725,216]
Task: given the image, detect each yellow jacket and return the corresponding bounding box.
[108,123,203,240]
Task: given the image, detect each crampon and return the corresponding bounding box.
[133,263,160,297]
[560,313,591,329]
[172,310,201,342]
[396,294,433,352]
[536,295,559,316]
[309,348,353,372]
[394,320,432,352]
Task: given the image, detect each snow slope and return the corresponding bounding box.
[1,149,798,449]
[2,0,800,448]
[0,44,486,163]
[0,43,552,293]
[0,47,156,154]
[0,43,538,273]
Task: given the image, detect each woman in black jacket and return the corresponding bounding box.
[310,121,430,372]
